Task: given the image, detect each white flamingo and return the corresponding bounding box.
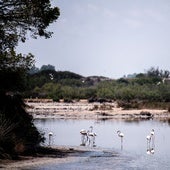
[87,131,97,147]
[88,131,97,138]
[146,129,154,142]
[48,132,53,146]
[117,130,124,150]
[80,129,88,145]
[80,129,88,136]
[150,129,154,136]
[89,126,93,132]
[117,130,124,139]
[146,129,155,153]
[150,129,155,148]
[146,134,151,142]
[87,126,97,147]
[80,126,97,147]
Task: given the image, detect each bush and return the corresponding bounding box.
[0,93,44,159]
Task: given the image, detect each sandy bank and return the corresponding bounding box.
[25,100,170,119]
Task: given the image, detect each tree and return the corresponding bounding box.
[146,67,170,78]
[0,1,60,92]
[0,0,60,53]
[40,64,55,71]
[0,1,60,158]
[0,50,35,93]
[28,66,39,75]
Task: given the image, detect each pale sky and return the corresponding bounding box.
[17,0,170,78]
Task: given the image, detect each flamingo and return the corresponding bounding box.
[89,126,93,132]
[80,129,87,136]
[117,130,124,150]
[80,129,88,145]
[87,126,97,147]
[146,134,151,142]
[48,132,53,146]
[146,129,154,142]
[87,131,97,147]
[150,129,155,148]
[150,129,154,136]
[146,129,155,152]
[88,126,97,139]
[88,131,97,138]
[117,130,124,138]
[80,126,97,147]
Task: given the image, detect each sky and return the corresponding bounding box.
[16,0,170,78]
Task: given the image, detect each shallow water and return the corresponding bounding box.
[33,118,170,170]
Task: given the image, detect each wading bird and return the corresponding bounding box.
[117,130,124,138]
[48,132,53,146]
[146,129,155,154]
[150,129,155,148]
[150,129,154,136]
[80,129,88,136]
[117,130,124,150]
[87,130,97,147]
[80,129,88,146]
[146,134,151,142]
[80,126,97,147]
[89,126,93,132]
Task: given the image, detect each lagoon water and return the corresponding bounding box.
[33,118,170,170]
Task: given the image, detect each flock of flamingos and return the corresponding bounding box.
[79,126,155,154]
[48,126,155,155]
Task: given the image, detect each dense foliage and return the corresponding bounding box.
[0,50,35,93]
[0,94,44,159]
[0,0,60,53]
[25,67,170,105]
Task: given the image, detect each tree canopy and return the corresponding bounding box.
[0,0,60,53]
[40,64,55,71]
